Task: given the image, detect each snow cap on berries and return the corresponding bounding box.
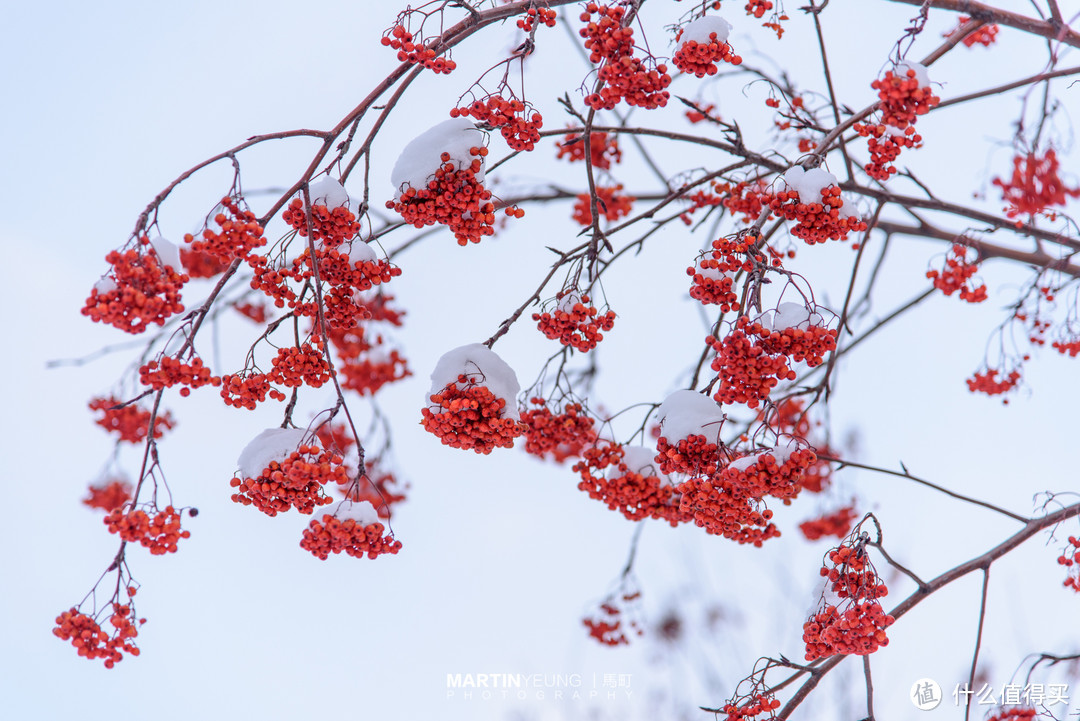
[309,176,350,208]
[770,302,828,331]
[781,166,838,205]
[657,390,726,443]
[148,236,182,273]
[679,16,732,46]
[896,60,930,88]
[238,428,311,479]
[392,118,487,200]
[429,343,521,421]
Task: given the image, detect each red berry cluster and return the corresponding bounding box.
[282,198,361,246]
[248,255,298,309]
[687,238,752,311]
[555,132,622,170]
[83,241,188,334]
[533,292,616,352]
[804,540,893,660]
[1056,535,1080,592]
[873,68,939,130]
[329,322,411,396]
[301,513,402,560]
[986,709,1039,721]
[579,3,671,110]
[655,434,723,477]
[268,342,331,389]
[230,445,346,516]
[853,123,923,181]
[685,103,719,124]
[520,399,598,463]
[574,443,684,525]
[722,180,770,223]
[926,244,987,303]
[966,367,1022,397]
[89,396,175,444]
[756,322,838,367]
[451,97,543,152]
[380,24,456,73]
[708,317,797,409]
[219,371,286,409]
[517,6,557,32]
[234,301,267,323]
[138,356,221,396]
[185,196,266,263]
[582,588,643,646]
[180,247,230,278]
[387,147,523,246]
[572,185,635,226]
[104,506,190,555]
[992,149,1080,221]
[767,186,868,245]
[946,16,999,47]
[53,603,142,668]
[677,471,779,545]
[1052,335,1080,358]
[82,479,133,512]
[672,31,742,78]
[421,375,524,454]
[680,187,725,224]
[762,398,835,492]
[799,505,858,541]
[726,443,817,502]
[720,692,781,721]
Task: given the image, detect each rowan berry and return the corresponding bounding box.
[575,443,686,526]
[53,603,141,668]
[453,95,543,151]
[533,292,616,352]
[579,4,670,110]
[382,24,456,73]
[992,149,1080,221]
[104,505,190,555]
[520,399,598,463]
[572,186,634,226]
[945,16,999,47]
[673,18,742,78]
[231,444,346,516]
[82,479,133,512]
[186,196,266,262]
[89,396,175,444]
[301,502,403,560]
[82,240,188,334]
[926,244,987,302]
[555,132,622,169]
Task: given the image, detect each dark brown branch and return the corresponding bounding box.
[886,0,1080,48]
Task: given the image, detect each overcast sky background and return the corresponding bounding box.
[3,1,1079,719]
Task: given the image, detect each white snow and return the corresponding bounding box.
[556,289,583,314]
[321,500,380,526]
[679,16,732,47]
[428,343,521,421]
[896,60,930,89]
[391,118,486,200]
[309,176,350,208]
[608,445,674,487]
[148,236,182,273]
[346,240,378,265]
[771,301,827,331]
[727,437,803,472]
[94,277,117,295]
[657,390,725,443]
[780,166,838,204]
[728,453,760,472]
[695,255,730,282]
[237,428,312,480]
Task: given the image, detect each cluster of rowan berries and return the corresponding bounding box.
[520,399,598,463]
[516,6,557,32]
[804,538,893,659]
[946,16,999,47]
[582,588,643,646]
[381,24,456,73]
[707,318,797,408]
[679,187,725,224]
[873,66,939,130]
[82,479,133,512]
[139,356,221,397]
[451,97,543,152]
[1052,336,1080,357]
[684,103,719,124]
[1055,536,1080,592]
[853,123,923,181]
[803,601,894,659]
[687,246,742,311]
[230,445,347,516]
[992,149,1080,221]
[533,293,616,352]
[89,396,174,443]
[104,506,190,555]
[300,512,402,560]
[579,3,671,110]
[282,198,362,247]
[234,301,267,323]
[672,29,742,77]
[339,348,411,396]
[655,434,724,477]
[677,472,779,545]
[574,443,684,525]
[767,186,868,245]
[985,709,1039,721]
[180,247,230,278]
[762,398,835,492]
[185,196,266,263]
[421,375,525,454]
[53,602,143,668]
[267,342,332,389]
[218,371,285,409]
[83,242,188,334]
[725,443,818,502]
[555,132,622,170]
[721,180,770,223]
[799,505,857,541]
[926,244,987,303]
[388,148,523,245]
[966,367,1022,398]
[720,692,781,721]
[572,185,634,226]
